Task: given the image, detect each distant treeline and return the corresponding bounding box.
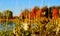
[20,6,60,19]
[0,10,13,18]
[0,6,60,19]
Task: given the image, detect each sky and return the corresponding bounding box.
[0,0,60,16]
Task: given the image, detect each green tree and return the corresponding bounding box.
[0,12,3,18]
[2,10,13,19]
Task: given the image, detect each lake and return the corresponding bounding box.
[0,22,15,31]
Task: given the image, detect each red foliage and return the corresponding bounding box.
[52,8,59,19]
[36,9,43,18]
[30,7,39,19]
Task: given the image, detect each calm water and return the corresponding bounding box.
[0,22,15,31]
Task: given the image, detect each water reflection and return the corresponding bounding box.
[0,23,5,31]
[0,22,15,31]
[7,23,15,26]
[6,22,15,31]
[0,24,4,31]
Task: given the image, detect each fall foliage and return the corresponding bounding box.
[0,6,60,36]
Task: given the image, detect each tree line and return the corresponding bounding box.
[20,6,60,20]
[0,10,13,19]
[0,6,60,19]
